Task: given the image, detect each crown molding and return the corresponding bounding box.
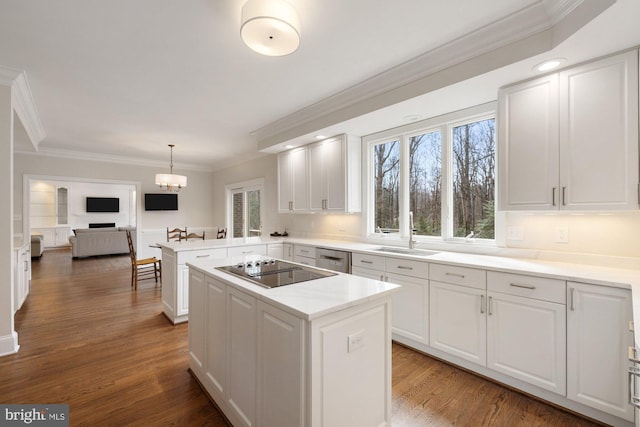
[0,65,46,149]
[255,0,613,150]
[14,146,216,173]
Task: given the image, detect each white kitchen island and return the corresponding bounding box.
[186,255,400,427]
[157,238,284,324]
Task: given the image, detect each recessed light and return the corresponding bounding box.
[315,135,326,140]
[534,58,566,72]
[285,144,295,149]
[403,114,421,122]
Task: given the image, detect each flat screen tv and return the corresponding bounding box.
[86,197,120,213]
[145,193,178,211]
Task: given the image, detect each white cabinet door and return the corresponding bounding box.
[429,281,486,366]
[176,265,190,316]
[266,243,283,259]
[308,141,325,211]
[324,136,347,211]
[226,287,256,427]
[256,301,304,427]
[282,243,293,261]
[386,272,428,344]
[206,276,227,400]
[559,50,639,210]
[55,227,71,246]
[351,266,385,281]
[567,282,634,421]
[188,270,206,375]
[487,292,566,394]
[498,74,559,210]
[278,147,308,212]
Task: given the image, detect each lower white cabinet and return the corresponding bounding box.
[293,244,316,266]
[13,243,31,313]
[282,243,293,261]
[430,281,486,365]
[352,253,429,344]
[487,292,566,394]
[266,243,284,259]
[31,226,71,247]
[162,247,227,324]
[567,282,634,422]
[189,268,395,427]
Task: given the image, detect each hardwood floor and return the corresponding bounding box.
[1,248,603,426]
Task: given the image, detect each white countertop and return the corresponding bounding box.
[157,237,283,252]
[187,255,401,320]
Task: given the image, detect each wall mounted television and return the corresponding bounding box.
[86,197,120,213]
[145,193,178,211]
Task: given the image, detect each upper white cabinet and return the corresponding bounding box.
[278,134,361,213]
[499,50,639,211]
[278,146,308,212]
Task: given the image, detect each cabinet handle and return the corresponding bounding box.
[562,187,566,206]
[289,201,293,211]
[488,296,493,315]
[397,266,413,270]
[480,295,485,314]
[509,283,536,290]
[196,254,211,258]
[242,250,253,254]
[300,249,309,253]
[445,272,465,279]
[629,346,640,364]
[629,366,640,408]
[380,274,384,281]
[552,187,556,206]
[569,287,575,311]
[24,260,28,271]
[360,260,373,264]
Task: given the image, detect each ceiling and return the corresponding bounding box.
[1,0,639,172]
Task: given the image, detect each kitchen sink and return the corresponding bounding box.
[371,247,440,257]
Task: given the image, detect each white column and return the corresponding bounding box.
[0,84,18,356]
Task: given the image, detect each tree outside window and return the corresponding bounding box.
[373,140,400,233]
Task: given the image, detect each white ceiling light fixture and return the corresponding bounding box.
[155,144,187,192]
[240,0,300,56]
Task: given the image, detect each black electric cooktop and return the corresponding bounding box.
[216,259,337,289]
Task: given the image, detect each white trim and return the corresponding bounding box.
[0,331,19,357]
[225,178,266,239]
[16,147,214,173]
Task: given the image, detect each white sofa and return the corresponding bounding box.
[68,227,136,259]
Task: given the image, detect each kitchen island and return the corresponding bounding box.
[157,238,284,323]
[187,255,400,427]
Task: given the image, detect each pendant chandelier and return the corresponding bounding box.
[155,144,187,192]
[240,0,300,56]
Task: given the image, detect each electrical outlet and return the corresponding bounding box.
[555,226,569,243]
[347,331,364,353]
[507,226,524,241]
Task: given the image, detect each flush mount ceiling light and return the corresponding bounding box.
[534,58,566,72]
[240,0,300,56]
[155,144,187,192]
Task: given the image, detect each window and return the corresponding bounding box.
[366,103,496,242]
[226,179,264,238]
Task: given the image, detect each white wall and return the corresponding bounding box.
[30,179,136,229]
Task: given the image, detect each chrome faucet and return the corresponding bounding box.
[409,211,418,249]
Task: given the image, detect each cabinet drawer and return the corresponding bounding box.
[430,263,486,289]
[385,257,428,278]
[178,248,228,264]
[228,245,267,257]
[488,271,565,304]
[294,245,316,259]
[352,252,386,272]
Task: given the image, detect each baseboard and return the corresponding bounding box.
[0,331,19,357]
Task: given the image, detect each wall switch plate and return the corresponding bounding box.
[347,330,364,353]
[507,226,524,241]
[555,226,569,243]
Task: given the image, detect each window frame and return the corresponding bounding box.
[225,178,265,239]
[362,102,497,245]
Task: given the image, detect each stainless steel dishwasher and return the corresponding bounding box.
[315,248,352,273]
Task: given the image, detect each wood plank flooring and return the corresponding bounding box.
[0,248,603,426]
